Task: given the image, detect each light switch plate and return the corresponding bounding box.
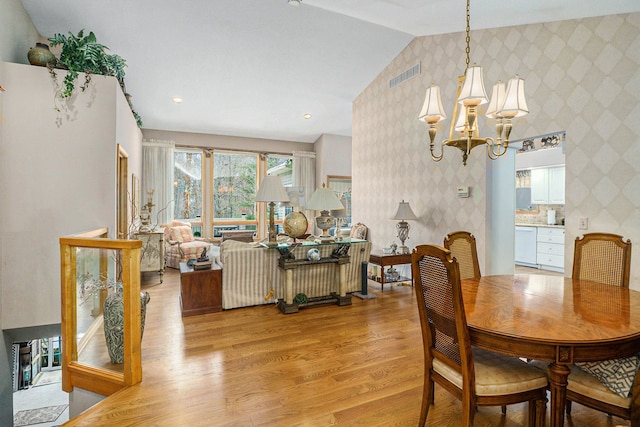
[457,186,470,198]
[579,217,588,230]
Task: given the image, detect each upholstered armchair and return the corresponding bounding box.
[162,221,212,269]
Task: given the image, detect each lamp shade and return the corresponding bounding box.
[331,198,348,218]
[498,75,529,118]
[485,81,506,119]
[392,200,418,221]
[457,64,488,106]
[307,185,344,211]
[418,84,446,124]
[255,175,290,202]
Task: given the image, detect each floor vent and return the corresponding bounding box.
[389,63,420,89]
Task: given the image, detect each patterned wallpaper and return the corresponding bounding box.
[353,13,640,288]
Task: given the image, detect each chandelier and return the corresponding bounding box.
[419,0,529,166]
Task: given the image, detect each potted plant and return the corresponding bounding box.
[46,29,142,127]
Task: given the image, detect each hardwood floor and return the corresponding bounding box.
[64,269,629,426]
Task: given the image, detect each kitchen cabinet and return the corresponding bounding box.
[515,226,538,267]
[536,227,565,273]
[530,166,565,205]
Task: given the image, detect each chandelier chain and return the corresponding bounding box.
[465,0,471,70]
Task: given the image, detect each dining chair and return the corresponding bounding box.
[411,244,548,427]
[443,231,481,280]
[572,232,631,287]
[565,362,640,426]
[567,234,636,424]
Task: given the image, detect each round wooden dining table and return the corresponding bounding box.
[461,274,640,427]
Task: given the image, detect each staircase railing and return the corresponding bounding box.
[60,228,143,396]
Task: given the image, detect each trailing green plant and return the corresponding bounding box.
[48,30,125,97]
[47,29,142,127]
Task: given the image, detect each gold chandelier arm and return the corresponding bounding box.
[486,136,509,160]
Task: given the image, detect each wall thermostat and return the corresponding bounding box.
[457,186,470,198]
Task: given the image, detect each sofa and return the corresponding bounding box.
[217,238,372,310]
[162,221,211,269]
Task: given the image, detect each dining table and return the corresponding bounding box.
[461,274,640,427]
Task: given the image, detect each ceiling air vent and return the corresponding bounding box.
[389,63,420,89]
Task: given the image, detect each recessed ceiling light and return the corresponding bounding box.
[303,113,312,119]
[172,97,183,104]
[288,0,301,6]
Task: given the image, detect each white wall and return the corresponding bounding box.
[0,0,40,64]
[314,133,352,188]
[1,61,141,329]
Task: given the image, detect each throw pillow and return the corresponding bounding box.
[170,225,194,243]
[350,222,368,240]
[576,354,640,397]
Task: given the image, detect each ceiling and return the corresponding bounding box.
[21,0,640,143]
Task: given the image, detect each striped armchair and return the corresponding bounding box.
[218,239,372,310]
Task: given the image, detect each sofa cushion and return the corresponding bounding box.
[170,226,194,243]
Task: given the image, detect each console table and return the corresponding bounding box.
[269,241,354,314]
[368,252,412,291]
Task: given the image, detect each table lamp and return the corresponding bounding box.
[331,198,348,241]
[255,175,290,246]
[307,183,344,242]
[392,200,418,254]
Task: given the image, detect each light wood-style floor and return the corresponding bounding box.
[64,268,629,426]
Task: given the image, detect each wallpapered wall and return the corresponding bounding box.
[353,13,640,287]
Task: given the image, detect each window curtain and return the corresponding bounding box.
[292,151,316,233]
[142,140,175,227]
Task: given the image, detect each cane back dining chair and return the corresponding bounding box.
[566,233,635,423]
[443,231,481,280]
[412,244,548,427]
[572,232,631,288]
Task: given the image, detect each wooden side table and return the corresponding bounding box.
[179,262,222,317]
[369,252,413,291]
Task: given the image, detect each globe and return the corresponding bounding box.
[283,211,309,239]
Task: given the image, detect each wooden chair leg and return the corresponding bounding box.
[419,376,434,426]
[566,400,572,415]
[533,398,547,427]
[501,405,507,414]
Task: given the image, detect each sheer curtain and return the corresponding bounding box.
[292,151,316,233]
[142,139,175,227]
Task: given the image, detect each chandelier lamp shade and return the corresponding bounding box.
[418,0,529,166]
[307,184,344,242]
[255,175,290,246]
[392,200,418,255]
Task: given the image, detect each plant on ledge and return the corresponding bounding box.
[47,29,143,127]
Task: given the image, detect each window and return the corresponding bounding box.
[173,148,292,239]
[173,150,202,221]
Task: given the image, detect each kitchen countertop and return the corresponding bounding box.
[515,223,565,229]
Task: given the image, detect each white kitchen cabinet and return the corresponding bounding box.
[548,166,565,204]
[530,166,564,205]
[515,226,538,267]
[530,168,548,204]
[536,227,564,273]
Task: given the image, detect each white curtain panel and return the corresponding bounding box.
[142,140,175,227]
[292,151,316,233]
